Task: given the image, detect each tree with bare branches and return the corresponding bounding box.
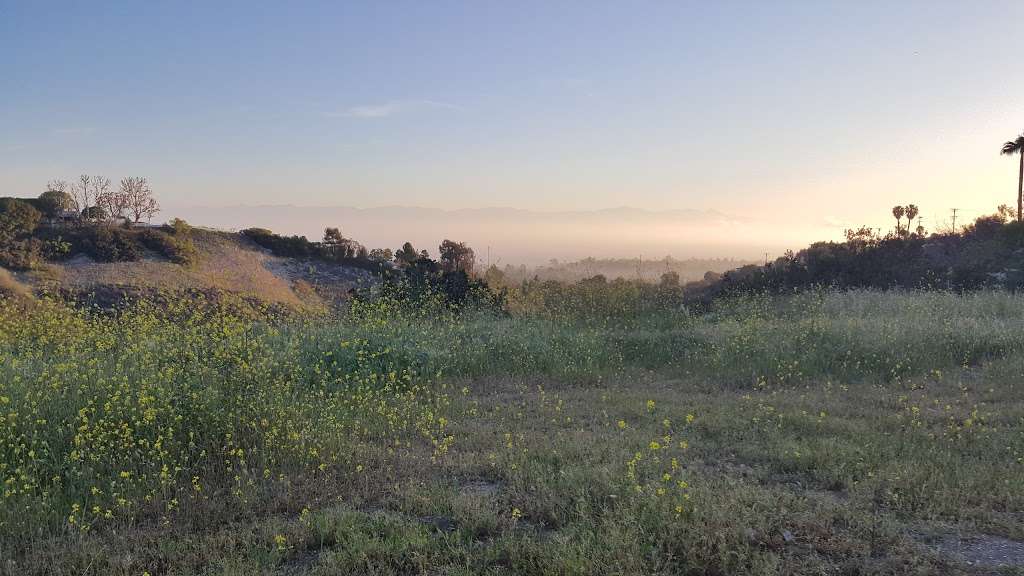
[74,175,111,221]
[120,177,160,223]
[97,187,129,221]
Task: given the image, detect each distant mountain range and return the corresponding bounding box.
[164,204,819,265]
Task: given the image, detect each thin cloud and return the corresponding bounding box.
[52,127,95,136]
[324,99,461,119]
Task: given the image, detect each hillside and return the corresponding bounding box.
[686,211,1024,303]
[7,226,374,309]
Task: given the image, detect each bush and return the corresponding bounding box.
[0,198,41,245]
[241,227,382,272]
[83,226,141,262]
[138,228,198,266]
[0,239,45,271]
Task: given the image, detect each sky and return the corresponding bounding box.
[2,1,1024,260]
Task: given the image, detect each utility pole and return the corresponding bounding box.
[764,252,769,266]
[951,208,959,233]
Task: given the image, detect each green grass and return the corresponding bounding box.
[2,289,1024,575]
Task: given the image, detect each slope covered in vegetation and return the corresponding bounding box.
[2,289,1023,575]
[688,211,1024,302]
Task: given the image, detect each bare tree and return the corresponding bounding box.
[46,179,72,195]
[97,187,129,221]
[73,175,111,221]
[73,174,94,220]
[120,177,160,223]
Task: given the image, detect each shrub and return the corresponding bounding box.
[138,228,198,266]
[83,226,141,262]
[81,205,109,221]
[0,198,41,245]
[0,239,45,271]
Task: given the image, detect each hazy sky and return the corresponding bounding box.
[3,1,1024,252]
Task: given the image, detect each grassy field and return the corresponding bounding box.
[1,289,1023,575]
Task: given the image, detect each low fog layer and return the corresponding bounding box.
[166,205,838,265]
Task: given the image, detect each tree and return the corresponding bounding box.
[97,187,129,221]
[659,270,680,288]
[904,204,919,236]
[892,205,906,235]
[0,199,41,245]
[73,175,92,219]
[37,189,77,217]
[74,175,111,222]
[438,239,475,273]
[323,227,344,247]
[368,248,393,263]
[120,177,160,223]
[1001,133,1024,222]
[394,242,420,268]
[483,264,507,288]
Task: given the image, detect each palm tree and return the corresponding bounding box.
[904,204,919,236]
[892,205,905,235]
[1001,133,1024,222]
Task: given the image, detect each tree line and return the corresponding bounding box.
[43,175,160,223]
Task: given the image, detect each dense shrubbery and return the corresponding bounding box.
[242,227,381,272]
[0,199,46,270]
[687,216,1024,302]
[31,220,200,265]
[137,221,198,265]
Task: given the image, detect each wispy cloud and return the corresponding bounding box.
[52,127,95,136]
[324,99,460,119]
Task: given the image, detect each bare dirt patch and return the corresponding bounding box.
[917,528,1024,569]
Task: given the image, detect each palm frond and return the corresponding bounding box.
[1002,135,1024,155]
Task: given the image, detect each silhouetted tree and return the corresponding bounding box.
[368,248,393,263]
[904,204,919,236]
[323,227,344,247]
[394,242,420,268]
[892,205,906,235]
[1001,133,1024,221]
[438,239,475,273]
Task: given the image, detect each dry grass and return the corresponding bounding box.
[0,267,31,301]
[52,230,311,307]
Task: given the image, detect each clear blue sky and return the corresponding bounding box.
[2,1,1023,240]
